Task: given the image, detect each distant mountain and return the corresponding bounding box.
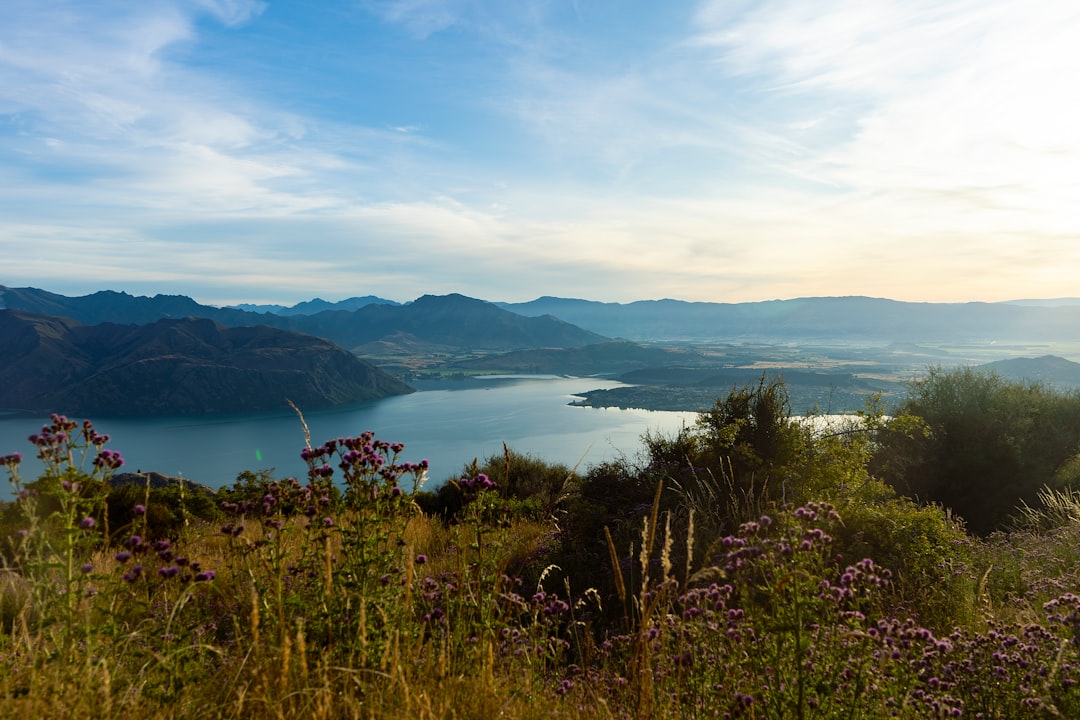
[230,296,399,315]
[277,294,608,352]
[0,310,413,416]
[978,355,1080,388]
[497,296,1080,342]
[0,286,260,326]
[0,287,606,353]
[999,299,1080,307]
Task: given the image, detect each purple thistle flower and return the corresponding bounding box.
[415,554,427,565]
[80,562,94,574]
[133,504,146,515]
[114,551,132,563]
[79,517,95,530]
[194,570,215,582]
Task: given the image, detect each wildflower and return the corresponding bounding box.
[80,563,94,574]
[133,504,146,515]
[115,551,132,563]
[79,517,96,530]
[415,554,427,565]
[194,570,215,582]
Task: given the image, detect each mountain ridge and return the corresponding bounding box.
[0,286,606,352]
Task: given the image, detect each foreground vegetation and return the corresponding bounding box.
[4,368,1080,718]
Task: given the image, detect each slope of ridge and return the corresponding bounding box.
[0,310,413,416]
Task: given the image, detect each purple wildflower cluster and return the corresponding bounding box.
[220,476,334,535]
[113,533,211,585]
[26,415,124,476]
[458,472,497,493]
[300,431,428,498]
[539,503,1080,718]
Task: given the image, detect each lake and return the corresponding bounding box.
[0,375,699,495]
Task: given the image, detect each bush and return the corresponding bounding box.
[416,446,574,523]
[873,366,1080,533]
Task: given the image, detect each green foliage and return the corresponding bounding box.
[874,366,1080,534]
[694,373,800,484]
[106,481,221,541]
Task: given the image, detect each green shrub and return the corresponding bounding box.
[417,446,574,523]
[874,366,1080,533]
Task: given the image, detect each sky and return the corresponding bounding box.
[2,0,1080,306]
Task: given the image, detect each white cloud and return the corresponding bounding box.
[190,0,266,27]
[691,0,1080,224]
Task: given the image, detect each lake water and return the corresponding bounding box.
[0,376,698,495]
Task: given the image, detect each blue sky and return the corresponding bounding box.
[2,0,1079,305]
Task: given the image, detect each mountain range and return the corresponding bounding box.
[8,286,1080,345]
[496,296,1080,342]
[0,287,605,352]
[229,296,399,316]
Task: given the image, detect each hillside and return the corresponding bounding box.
[978,355,1080,388]
[0,310,413,416]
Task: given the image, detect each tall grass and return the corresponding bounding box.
[4,415,1080,717]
